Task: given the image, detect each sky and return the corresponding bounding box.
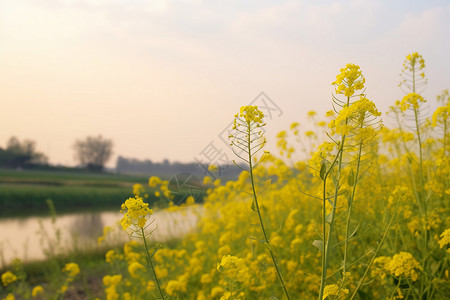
[0,0,449,168]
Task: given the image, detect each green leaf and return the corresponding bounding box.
[250,200,257,212]
[347,169,355,187]
[326,212,333,224]
[320,163,327,180]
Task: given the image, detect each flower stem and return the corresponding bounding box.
[247,126,291,300]
[141,228,165,300]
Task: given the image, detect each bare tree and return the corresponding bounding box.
[73,135,113,171]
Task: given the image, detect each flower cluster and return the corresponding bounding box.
[233,105,265,127]
[332,63,365,97]
[322,284,349,299]
[384,252,422,281]
[397,92,426,112]
[217,255,250,284]
[103,275,122,300]
[438,228,450,250]
[63,263,80,278]
[329,97,381,136]
[120,196,153,231]
[1,271,18,286]
[60,262,80,294]
[403,52,425,72]
[31,285,44,298]
[432,98,449,127]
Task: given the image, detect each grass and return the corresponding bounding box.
[0,168,162,217]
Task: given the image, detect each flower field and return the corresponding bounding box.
[1,53,449,300]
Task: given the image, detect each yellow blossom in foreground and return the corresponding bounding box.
[323,284,349,299]
[332,63,365,97]
[63,263,80,278]
[31,285,44,297]
[2,294,14,300]
[1,271,18,286]
[120,196,153,231]
[438,228,450,249]
[132,183,145,196]
[103,275,122,300]
[234,105,264,126]
[329,97,381,136]
[399,93,426,112]
[148,176,162,187]
[217,255,249,283]
[186,195,195,205]
[385,252,422,281]
[208,164,218,172]
[103,274,122,286]
[128,261,145,278]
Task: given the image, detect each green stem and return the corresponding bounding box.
[343,142,363,275]
[247,125,291,300]
[349,210,396,299]
[141,228,165,300]
[319,96,350,299]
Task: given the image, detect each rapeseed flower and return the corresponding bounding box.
[233,105,264,127]
[438,228,450,250]
[217,255,250,284]
[31,285,44,297]
[63,262,80,278]
[385,252,422,281]
[1,271,17,286]
[332,63,365,97]
[323,284,349,299]
[120,196,153,231]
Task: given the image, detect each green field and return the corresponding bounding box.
[0,168,152,217]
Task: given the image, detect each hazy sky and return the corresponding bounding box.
[1,0,449,168]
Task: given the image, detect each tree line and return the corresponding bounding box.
[0,135,113,171]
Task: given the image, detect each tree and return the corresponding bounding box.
[73,135,113,171]
[0,137,48,168]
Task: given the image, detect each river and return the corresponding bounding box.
[0,207,200,268]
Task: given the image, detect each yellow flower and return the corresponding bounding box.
[398,93,426,112]
[63,263,80,278]
[208,164,218,172]
[128,261,145,278]
[234,105,265,126]
[132,183,145,196]
[105,250,123,264]
[438,228,450,249]
[211,286,225,298]
[103,274,122,286]
[332,63,365,97]
[2,294,14,300]
[120,196,153,231]
[1,271,18,286]
[186,195,195,205]
[307,110,317,117]
[330,97,381,136]
[404,52,425,71]
[217,255,250,283]
[385,252,422,281]
[323,284,349,299]
[432,101,450,127]
[31,285,44,297]
[148,176,162,187]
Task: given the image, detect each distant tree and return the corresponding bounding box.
[73,135,113,171]
[0,136,48,168]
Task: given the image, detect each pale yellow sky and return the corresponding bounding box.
[1,0,449,167]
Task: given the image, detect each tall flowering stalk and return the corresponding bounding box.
[120,196,166,299]
[315,64,382,299]
[229,106,291,300]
